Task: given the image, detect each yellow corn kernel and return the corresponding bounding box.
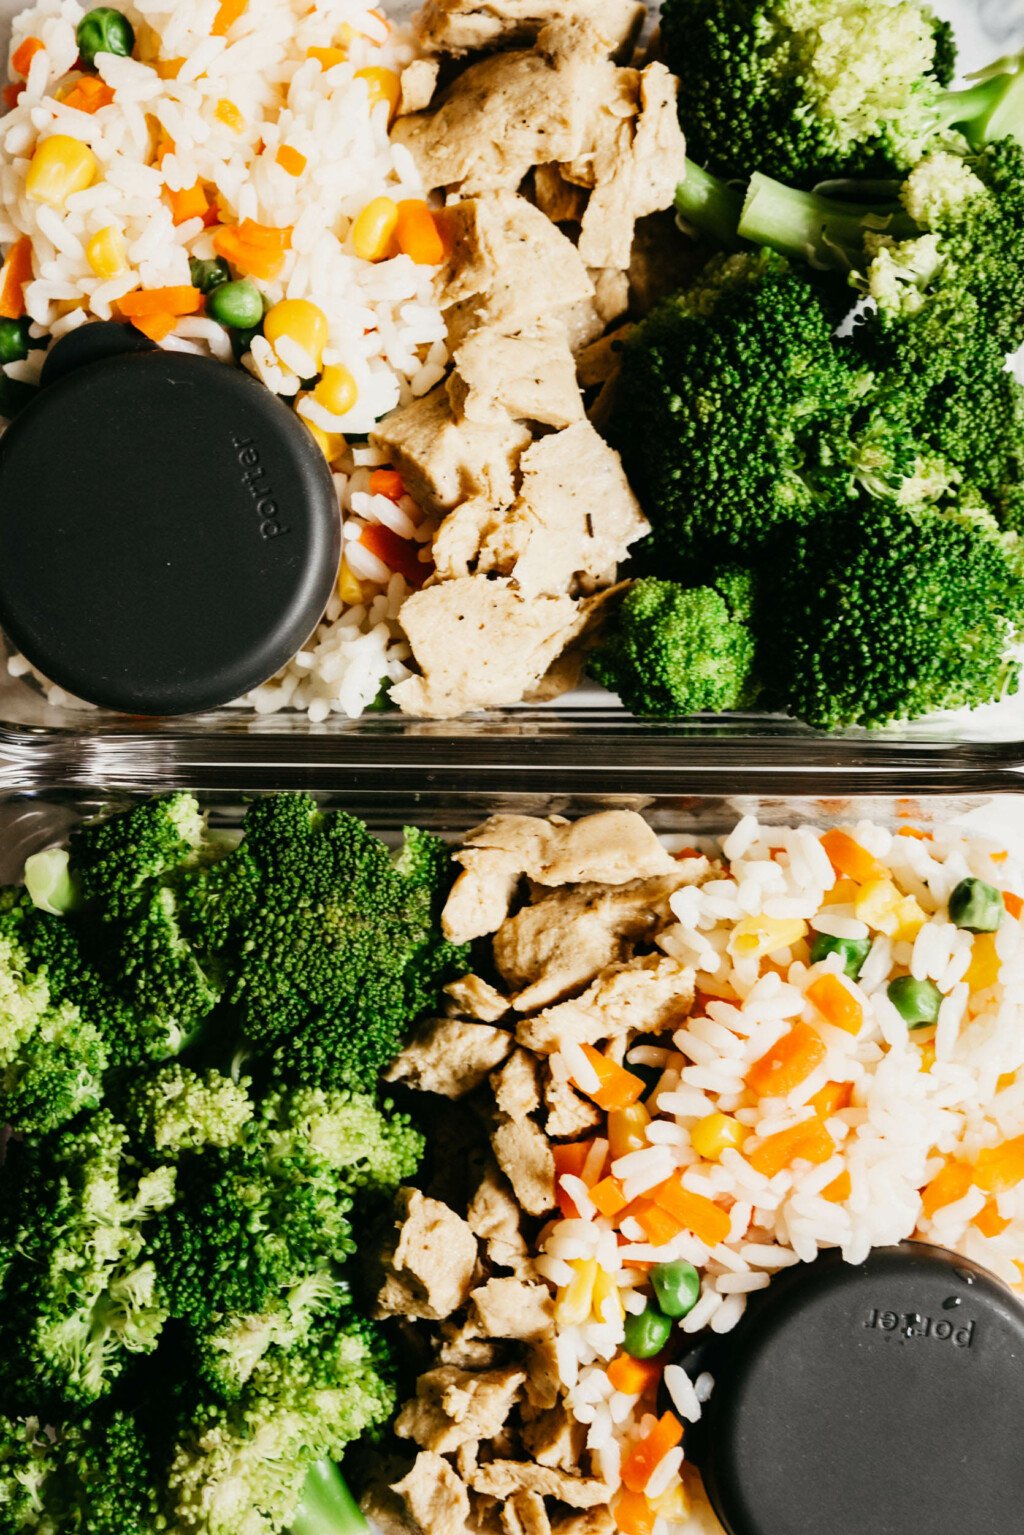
[966,932,1001,993]
[303,415,345,467]
[691,1112,747,1162]
[652,1481,691,1521]
[355,66,400,121]
[730,915,808,961]
[85,225,126,279]
[26,135,98,207]
[313,363,358,417]
[918,1040,936,1073]
[854,878,903,936]
[591,1267,624,1326]
[893,895,928,943]
[556,1259,597,1327]
[822,878,859,907]
[156,58,185,80]
[999,1071,1018,1092]
[215,98,244,130]
[265,298,329,373]
[608,1103,651,1161]
[307,44,347,69]
[337,559,363,605]
[351,196,398,262]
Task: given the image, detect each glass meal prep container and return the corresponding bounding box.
[2,761,1024,1535]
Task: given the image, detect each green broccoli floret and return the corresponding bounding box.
[110,884,222,1045]
[263,1088,425,1201]
[591,578,759,717]
[168,1288,393,1535]
[0,1113,175,1409]
[663,0,1024,188]
[611,250,866,558]
[0,927,106,1135]
[0,1409,162,1535]
[179,796,467,1092]
[763,500,1024,727]
[70,792,208,921]
[125,1064,255,1156]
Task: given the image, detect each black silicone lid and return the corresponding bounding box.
[0,342,340,714]
[695,1243,1024,1535]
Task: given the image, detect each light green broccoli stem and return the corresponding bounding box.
[939,58,1024,150]
[24,847,79,915]
[738,172,917,271]
[291,1459,367,1535]
[674,161,745,248]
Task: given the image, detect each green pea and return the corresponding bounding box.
[188,257,232,295]
[0,317,32,365]
[650,1260,701,1320]
[76,8,136,68]
[949,877,1004,934]
[887,975,943,1029]
[623,1303,672,1360]
[207,279,264,330]
[809,932,872,980]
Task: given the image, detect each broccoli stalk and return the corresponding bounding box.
[291,1460,368,1535]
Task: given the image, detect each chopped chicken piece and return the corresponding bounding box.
[524,1334,562,1410]
[393,1451,473,1535]
[493,872,693,1010]
[393,21,608,196]
[440,1320,508,1370]
[439,193,594,351]
[444,848,524,945]
[399,58,440,115]
[431,498,508,587]
[517,954,694,1054]
[371,385,530,516]
[492,1048,543,1118]
[459,811,679,888]
[470,1276,556,1340]
[491,1118,556,1215]
[470,1463,610,1508]
[446,973,512,1023]
[468,1162,530,1270]
[449,323,584,430]
[377,1189,479,1321]
[533,163,588,223]
[416,0,643,58]
[361,1480,422,1535]
[550,1513,618,1535]
[564,63,688,270]
[521,1404,588,1471]
[477,421,647,598]
[577,327,631,391]
[589,268,630,325]
[396,1365,527,1454]
[392,577,598,719]
[457,1441,481,1484]
[385,1016,513,1099]
[544,1065,603,1139]
[503,1491,553,1535]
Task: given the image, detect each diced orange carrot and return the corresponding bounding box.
[60,76,115,112]
[166,181,209,224]
[131,311,178,342]
[213,221,292,280]
[154,135,175,165]
[1005,892,1024,920]
[552,1141,592,1219]
[395,199,445,265]
[992,851,1009,864]
[974,1135,1024,1195]
[11,36,44,77]
[120,285,203,319]
[621,1412,684,1494]
[575,1044,645,1112]
[212,0,247,36]
[973,1198,1011,1238]
[632,1200,682,1247]
[747,1020,826,1098]
[236,219,291,249]
[920,1160,973,1219]
[614,1490,656,1535]
[810,1080,853,1120]
[806,973,863,1036]
[821,828,887,884]
[359,523,428,589]
[589,1176,629,1219]
[2,84,24,110]
[0,236,33,319]
[276,144,307,177]
[897,826,930,841]
[369,467,405,501]
[156,57,185,79]
[822,1169,852,1203]
[748,1117,835,1178]
[607,1354,662,1398]
[650,1177,731,1248]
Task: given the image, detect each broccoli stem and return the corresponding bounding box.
[674,161,745,248]
[738,172,917,271]
[940,61,1024,150]
[291,1459,368,1535]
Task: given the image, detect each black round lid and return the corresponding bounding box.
[0,343,340,714]
[698,1243,1024,1535]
